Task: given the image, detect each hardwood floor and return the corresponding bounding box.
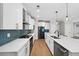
[30,39,52,56]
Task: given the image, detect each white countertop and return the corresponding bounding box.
[0,38,29,52]
[47,33,79,53]
[0,33,35,52]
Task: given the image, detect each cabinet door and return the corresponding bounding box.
[16,4,23,29]
[3,3,23,29]
[18,41,30,56]
[29,17,35,30]
[45,34,49,47]
[50,39,54,54]
[48,37,53,52]
[18,45,27,56]
[45,33,48,44]
[45,33,54,55]
[45,33,50,49]
[0,3,3,29]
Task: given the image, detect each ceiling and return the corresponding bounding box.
[23,3,79,21]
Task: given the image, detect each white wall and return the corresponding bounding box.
[38,22,50,29]
[38,22,45,27]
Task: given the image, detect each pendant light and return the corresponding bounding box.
[56,11,58,22]
[37,5,40,12]
[55,11,58,31]
[66,3,69,21]
[36,5,40,18]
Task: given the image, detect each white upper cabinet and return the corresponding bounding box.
[28,16,35,30]
[0,3,23,29]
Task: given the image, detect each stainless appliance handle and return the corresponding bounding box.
[59,48,67,53]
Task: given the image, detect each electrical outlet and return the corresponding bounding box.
[7,33,10,38]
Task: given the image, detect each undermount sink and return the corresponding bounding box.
[19,35,32,38]
[51,36,60,39]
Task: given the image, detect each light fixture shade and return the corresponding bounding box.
[36,5,40,18]
[37,9,40,12]
[66,16,68,21]
[37,5,40,8]
[36,5,40,12]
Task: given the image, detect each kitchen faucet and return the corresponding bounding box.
[54,30,60,37]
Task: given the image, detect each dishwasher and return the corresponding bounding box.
[54,41,69,56]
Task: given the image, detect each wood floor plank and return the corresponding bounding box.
[30,39,52,56]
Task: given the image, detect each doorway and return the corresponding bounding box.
[38,26,45,39]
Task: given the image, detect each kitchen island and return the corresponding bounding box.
[45,33,79,56]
